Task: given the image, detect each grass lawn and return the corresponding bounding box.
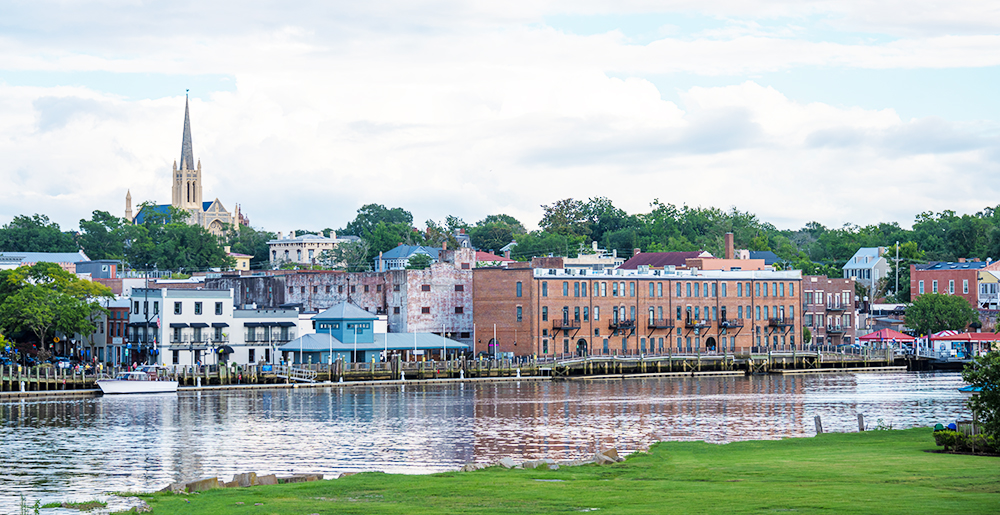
[141,428,999,514]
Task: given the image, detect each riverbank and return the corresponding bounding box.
[140,428,998,514]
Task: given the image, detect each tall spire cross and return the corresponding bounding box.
[180,92,194,170]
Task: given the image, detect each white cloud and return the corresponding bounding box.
[1,1,999,235]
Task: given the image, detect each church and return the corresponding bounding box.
[126,95,248,236]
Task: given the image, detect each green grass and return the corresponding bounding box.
[40,500,107,510]
[143,428,999,514]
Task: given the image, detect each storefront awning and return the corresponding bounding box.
[168,323,189,328]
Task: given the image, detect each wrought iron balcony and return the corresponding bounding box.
[647,318,674,329]
[826,302,846,312]
[768,317,795,327]
[608,319,636,330]
[684,318,711,329]
[553,319,581,331]
[719,318,744,329]
[826,324,845,334]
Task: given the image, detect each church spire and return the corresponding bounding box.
[180,91,194,170]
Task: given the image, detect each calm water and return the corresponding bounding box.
[0,371,969,512]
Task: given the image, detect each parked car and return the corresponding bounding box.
[51,357,72,369]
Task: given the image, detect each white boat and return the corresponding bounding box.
[97,371,179,394]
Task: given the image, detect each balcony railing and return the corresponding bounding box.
[826,324,845,334]
[826,302,846,312]
[608,319,636,330]
[553,319,581,331]
[647,318,674,329]
[684,318,711,329]
[768,317,795,327]
[719,318,744,329]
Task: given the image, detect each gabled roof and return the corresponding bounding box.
[843,247,887,270]
[618,251,707,269]
[0,250,90,264]
[749,250,780,265]
[313,301,377,321]
[379,245,441,260]
[133,204,172,224]
[858,328,914,342]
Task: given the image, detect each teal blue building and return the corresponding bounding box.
[279,301,468,364]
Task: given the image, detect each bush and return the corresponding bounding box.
[933,430,997,454]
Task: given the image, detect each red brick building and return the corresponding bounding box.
[910,260,985,307]
[801,275,857,346]
[473,257,802,357]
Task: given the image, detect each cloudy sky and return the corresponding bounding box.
[2,1,999,234]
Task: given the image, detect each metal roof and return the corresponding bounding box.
[0,250,90,263]
[618,252,706,269]
[313,301,377,321]
[278,332,468,352]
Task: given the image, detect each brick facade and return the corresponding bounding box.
[910,262,982,307]
[801,275,857,345]
[474,261,802,357]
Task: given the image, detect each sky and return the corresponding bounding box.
[2,1,1000,235]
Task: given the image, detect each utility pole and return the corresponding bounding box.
[892,241,901,299]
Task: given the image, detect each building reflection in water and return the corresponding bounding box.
[0,372,968,512]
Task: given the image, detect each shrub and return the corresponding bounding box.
[933,429,998,454]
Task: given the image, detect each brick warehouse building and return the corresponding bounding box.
[473,258,802,357]
[801,275,857,346]
[910,260,985,307]
[206,248,475,347]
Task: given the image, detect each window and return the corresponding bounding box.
[755,306,761,320]
[601,282,607,297]
[712,283,718,297]
[455,284,464,292]
[133,301,139,314]
[393,284,400,292]
[377,285,382,292]
[574,306,580,321]
[581,282,587,297]
[603,339,609,353]
[153,301,159,315]
[583,307,589,321]
[738,305,743,319]
[363,285,369,293]
[563,282,569,296]
[172,350,179,364]
[949,280,955,294]
[755,282,761,296]
[542,306,548,321]
[455,307,464,314]
[737,282,742,297]
[677,306,682,320]
[215,302,224,316]
[686,283,692,297]
[543,340,549,354]
[173,302,182,315]
[517,282,523,297]
[248,349,256,363]
[657,282,663,297]
[712,306,717,321]
[963,279,969,294]
[932,280,938,293]
[677,282,682,297]
[612,282,618,296]
[693,283,699,297]
[308,249,314,260]
[721,283,727,297]
[301,286,306,294]
[421,284,431,292]
[393,306,400,314]
[297,249,302,261]
[789,283,794,297]
[421,307,430,314]
[516,306,523,322]
[574,282,580,297]
[649,283,655,297]
[629,282,635,297]
[919,280,925,294]
[194,302,202,315]
[780,283,785,297]
[594,306,600,320]
[542,282,548,297]
[350,285,355,293]
[565,339,570,354]
[461,262,470,269]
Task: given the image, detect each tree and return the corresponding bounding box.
[343,204,413,237]
[366,222,419,262]
[905,293,979,336]
[962,351,1000,440]
[126,205,232,271]
[510,231,583,261]
[0,214,78,252]
[406,253,433,270]
[883,241,926,302]
[469,214,526,252]
[319,240,371,272]
[802,326,812,344]
[78,210,131,260]
[224,224,275,270]
[0,263,111,350]
[539,199,591,238]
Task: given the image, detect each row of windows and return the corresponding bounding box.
[538,334,797,354]
[535,304,796,323]
[802,313,851,328]
[132,301,224,316]
[805,291,852,305]
[917,279,969,295]
[537,280,795,298]
[290,284,465,294]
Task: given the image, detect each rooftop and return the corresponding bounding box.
[915,261,987,271]
[618,251,711,269]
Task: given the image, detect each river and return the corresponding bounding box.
[0,371,969,513]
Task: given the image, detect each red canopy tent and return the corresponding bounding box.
[858,328,915,342]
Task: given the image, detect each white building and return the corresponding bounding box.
[843,247,889,290]
[128,288,235,367]
[231,308,302,365]
[268,232,358,268]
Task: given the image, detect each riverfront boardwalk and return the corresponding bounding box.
[0,347,915,395]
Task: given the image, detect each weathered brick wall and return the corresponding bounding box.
[802,275,858,344]
[472,267,535,356]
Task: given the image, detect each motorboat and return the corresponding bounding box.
[958,385,981,394]
[97,370,178,394]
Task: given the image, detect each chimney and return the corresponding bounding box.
[460,228,466,234]
[633,248,641,257]
[278,231,283,240]
[724,233,734,260]
[224,246,231,254]
[959,258,966,263]
[504,250,511,259]
[443,241,448,251]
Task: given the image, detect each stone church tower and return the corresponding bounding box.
[126,93,248,236]
[171,95,203,211]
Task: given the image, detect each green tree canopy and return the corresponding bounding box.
[905,293,979,336]
[962,351,1000,440]
[405,253,433,270]
[343,204,414,237]
[224,224,275,270]
[0,214,78,253]
[78,210,133,260]
[319,240,371,272]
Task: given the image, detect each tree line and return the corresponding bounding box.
[6,199,1000,301]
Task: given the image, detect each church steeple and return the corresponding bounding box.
[180,92,194,171]
[125,189,133,222]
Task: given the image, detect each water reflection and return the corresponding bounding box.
[0,372,968,512]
